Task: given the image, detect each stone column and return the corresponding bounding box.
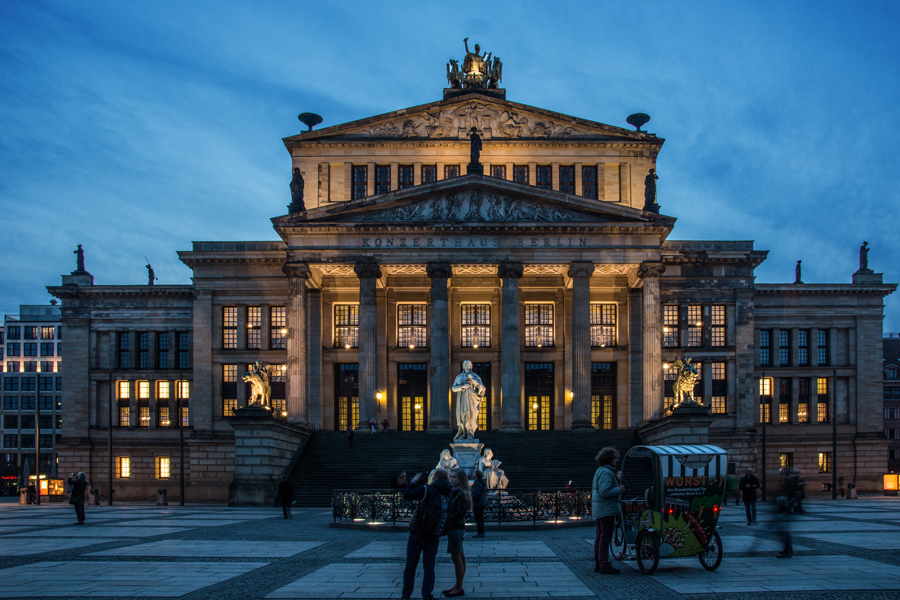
[427,262,452,432]
[638,262,665,422]
[354,262,381,430]
[283,262,309,424]
[499,262,525,431]
[307,288,323,429]
[569,262,595,430]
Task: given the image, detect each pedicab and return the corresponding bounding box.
[611,444,727,574]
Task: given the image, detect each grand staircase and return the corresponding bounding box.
[288,428,643,507]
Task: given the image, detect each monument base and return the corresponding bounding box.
[450,441,484,477]
[639,402,712,446]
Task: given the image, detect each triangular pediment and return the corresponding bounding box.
[284,94,662,144]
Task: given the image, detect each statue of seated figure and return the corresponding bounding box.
[476,448,509,490]
[429,449,458,483]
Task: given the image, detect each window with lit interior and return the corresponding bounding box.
[398,304,427,349]
[461,304,490,348]
[590,304,616,347]
[333,305,359,349]
[524,304,553,348]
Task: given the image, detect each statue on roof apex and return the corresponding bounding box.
[74,245,85,272]
[447,39,502,91]
[859,241,870,271]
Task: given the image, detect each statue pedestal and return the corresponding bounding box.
[639,402,712,446]
[852,269,883,284]
[450,441,484,477]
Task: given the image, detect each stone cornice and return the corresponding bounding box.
[755,283,897,297]
[48,285,194,299]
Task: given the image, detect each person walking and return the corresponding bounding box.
[592,447,625,575]
[739,468,760,525]
[69,472,87,525]
[347,425,354,448]
[277,476,295,519]
[402,469,452,600]
[382,418,390,433]
[471,469,486,538]
[369,417,377,434]
[442,468,473,598]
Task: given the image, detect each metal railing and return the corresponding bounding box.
[332,488,592,525]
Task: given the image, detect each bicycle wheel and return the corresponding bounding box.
[636,530,659,574]
[698,530,723,571]
[610,519,626,561]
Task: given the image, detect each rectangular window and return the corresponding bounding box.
[157,333,170,369]
[759,330,772,366]
[24,326,37,340]
[55,377,62,391]
[513,165,529,184]
[798,378,810,423]
[818,452,831,473]
[3,415,16,428]
[663,305,679,347]
[270,307,286,349]
[21,376,35,391]
[663,363,678,411]
[759,377,772,424]
[686,305,702,347]
[780,453,793,468]
[21,396,34,410]
[490,165,506,179]
[333,305,360,349]
[137,381,150,427]
[40,343,54,357]
[397,304,427,349]
[398,164,414,189]
[21,414,35,428]
[23,362,36,373]
[156,456,170,479]
[582,165,598,199]
[817,377,829,423]
[39,361,52,373]
[590,362,616,430]
[3,396,16,410]
[117,380,130,426]
[2,434,16,449]
[222,307,237,349]
[443,164,460,179]
[176,380,190,426]
[374,164,390,195]
[222,364,237,417]
[39,396,52,410]
[559,165,575,194]
[23,343,37,357]
[246,307,261,349]
[137,332,150,369]
[117,332,130,368]
[6,326,19,340]
[157,381,170,426]
[590,304,617,347]
[118,405,130,427]
[41,326,55,340]
[6,344,19,357]
[4,362,16,374]
[524,304,554,347]
[536,165,552,189]
[817,329,829,365]
[779,330,791,366]
[177,333,190,369]
[711,362,727,414]
[798,329,810,366]
[421,165,437,183]
[117,456,131,478]
[351,165,367,200]
[710,305,726,347]
[38,376,52,391]
[461,304,491,348]
[2,378,16,392]
[779,378,791,424]
[525,363,554,430]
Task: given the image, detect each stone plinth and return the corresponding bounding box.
[639,403,713,446]
[227,406,311,506]
[451,441,484,476]
[852,270,883,284]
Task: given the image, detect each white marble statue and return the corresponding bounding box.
[476,448,509,490]
[451,360,486,440]
[429,449,458,483]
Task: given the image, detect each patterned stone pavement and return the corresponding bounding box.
[1,497,900,599]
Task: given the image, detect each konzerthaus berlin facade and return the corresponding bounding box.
[48,61,895,501]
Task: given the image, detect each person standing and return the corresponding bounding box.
[471,469,486,538]
[277,476,295,519]
[382,418,389,433]
[442,468,473,598]
[70,472,87,525]
[592,447,625,575]
[739,468,760,525]
[347,425,354,448]
[401,469,452,600]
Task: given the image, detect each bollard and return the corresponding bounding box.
[157,489,168,506]
[847,482,857,499]
[89,489,100,505]
[19,490,28,505]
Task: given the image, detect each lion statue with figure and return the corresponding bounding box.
[672,358,700,407]
[242,360,279,409]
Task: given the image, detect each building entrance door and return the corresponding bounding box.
[398,363,427,431]
[473,362,491,431]
[525,362,554,430]
[590,362,617,429]
[334,363,359,431]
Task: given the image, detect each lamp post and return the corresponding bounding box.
[760,372,767,502]
[832,368,837,500]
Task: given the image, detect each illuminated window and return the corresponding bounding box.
[398,165,414,189]
[137,380,150,427]
[663,363,678,410]
[157,333,169,369]
[779,378,791,423]
[490,165,506,179]
[818,452,831,473]
[710,305,726,347]
[559,165,575,194]
[176,380,190,426]
[246,307,261,349]
[117,456,131,478]
[24,326,37,340]
[156,456,170,479]
[351,165,367,200]
[686,305,702,347]
[663,305,679,347]
[780,453,793,468]
[817,329,829,365]
[157,381,170,426]
[513,165,529,184]
[759,330,772,366]
[759,377,772,424]
[222,307,237,349]
[421,165,437,183]
[524,304,553,348]
[798,329,810,366]
[6,327,19,340]
[798,378,810,423]
[817,377,829,423]
[138,332,150,369]
[779,330,791,366]
[117,332,130,368]
[333,305,359,349]
[590,304,617,347]
[582,165,598,199]
[461,304,491,348]
[443,164,460,179]
[591,362,616,429]
[398,304,427,348]
[374,165,390,194]
[269,307,287,349]
[335,363,359,431]
[41,326,55,340]
[759,377,772,396]
[536,165,552,189]
[222,365,237,417]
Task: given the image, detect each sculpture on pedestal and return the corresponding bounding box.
[446,39,502,90]
[794,260,802,284]
[476,448,509,490]
[288,167,305,213]
[859,241,870,271]
[672,358,700,407]
[243,360,279,409]
[74,245,85,272]
[451,360,485,440]
[644,169,659,204]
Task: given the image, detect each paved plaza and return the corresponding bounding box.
[1,498,900,599]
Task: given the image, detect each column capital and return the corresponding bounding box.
[354,261,382,280]
[567,262,595,279]
[638,261,666,279]
[497,261,524,279]
[426,262,453,279]
[282,261,310,279]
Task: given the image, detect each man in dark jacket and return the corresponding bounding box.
[70,472,87,525]
[402,469,452,600]
[739,468,760,525]
[471,470,487,537]
[277,477,295,519]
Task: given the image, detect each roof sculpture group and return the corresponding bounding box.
[447,38,502,90]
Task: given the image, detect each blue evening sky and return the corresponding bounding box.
[1,1,898,330]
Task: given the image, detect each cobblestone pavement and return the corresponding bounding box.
[2,497,900,599]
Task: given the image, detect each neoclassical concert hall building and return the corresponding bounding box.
[48,53,895,501]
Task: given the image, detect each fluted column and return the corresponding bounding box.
[569,262,595,430]
[639,262,666,421]
[426,263,453,432]
[354,261,381,431]
[499,261,524,431]
[283,262,310,424]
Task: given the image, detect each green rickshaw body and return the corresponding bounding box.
[624,444,727,559]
